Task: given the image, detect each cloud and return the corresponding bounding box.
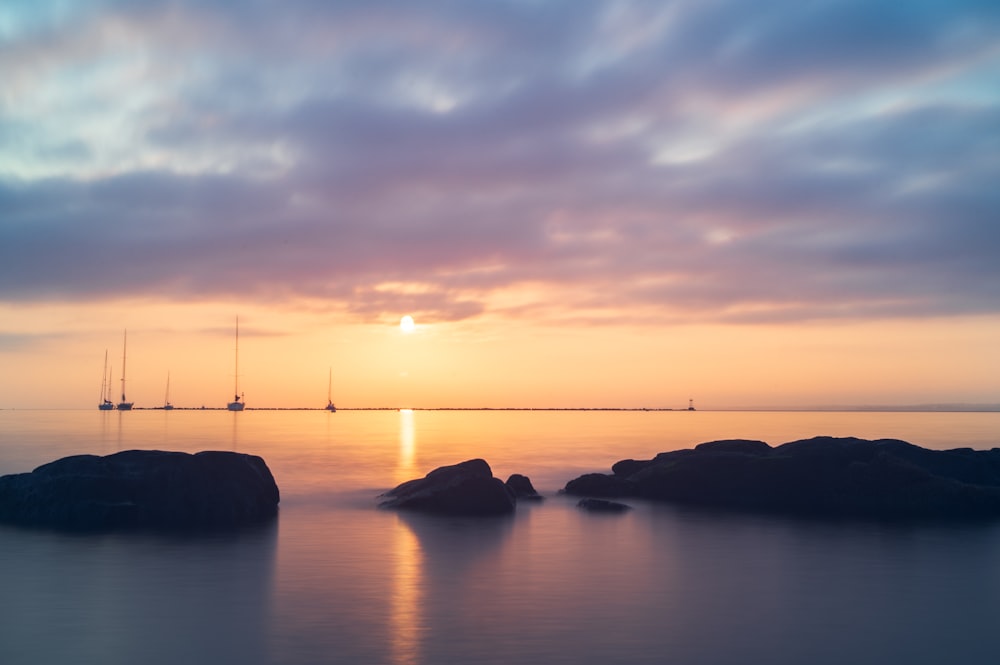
[1,0,999,325]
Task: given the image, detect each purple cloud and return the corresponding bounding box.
[1,0,998,324]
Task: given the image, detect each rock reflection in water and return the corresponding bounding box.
[0,522,278,665]
[391,511,515,662]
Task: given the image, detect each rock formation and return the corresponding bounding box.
[564,436,1000,520]
[505,473,544,501]
[0,449,280,531]
[379,459,517,516]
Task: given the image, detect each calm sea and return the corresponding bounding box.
[1,409,999,665]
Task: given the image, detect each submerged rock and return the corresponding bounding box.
[577,498,631,513]
[563,436,1000,521]
[0,450,280,532]
[379,459,516,516]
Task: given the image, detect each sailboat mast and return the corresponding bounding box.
[100,350,108,403]
[234,317,240,400]
[121,329,128,402]
[325,366,336,412]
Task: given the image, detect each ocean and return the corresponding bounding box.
[1,409,999,665]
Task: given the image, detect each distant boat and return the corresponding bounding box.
[325,367,336,412]
[117,330,134,411]
[98,350,114,410]
[163,372,174,410]
[227,317,245,411]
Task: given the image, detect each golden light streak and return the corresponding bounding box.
[396,409,417,483]
[389,517,422,665]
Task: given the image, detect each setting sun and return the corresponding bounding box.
[0,0,997,415]
[2,2,1000,663]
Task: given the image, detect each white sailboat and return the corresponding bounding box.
[163,372,174,410]
[227,317,245,411]
[117,330,134,410]
[325,367,336,412]
[98,350,114,410]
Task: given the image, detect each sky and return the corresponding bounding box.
[1,0,999,409]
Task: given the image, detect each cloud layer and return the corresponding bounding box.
[2,0,998,324]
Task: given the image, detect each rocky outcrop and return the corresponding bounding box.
[379,459,516,516]
[563,436,1000,521]
[0,450,280,531]
[564,472,636,497]
[505,473,543,501]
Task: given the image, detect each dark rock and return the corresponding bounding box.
[563,472,635,498]
[379,459,516,516]
[577,498,631,513]
[611,458,652,477]
[563,436,1000,521]
[505,474,544,501]
[694,439,772,455]
[0,450,280,532]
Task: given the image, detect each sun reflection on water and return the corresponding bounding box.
[397,409,416,484]
[390,408,423,664]
[390,516,423,665]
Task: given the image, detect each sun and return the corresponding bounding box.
[400,315,416,333]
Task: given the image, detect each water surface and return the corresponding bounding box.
[1,410,998,664]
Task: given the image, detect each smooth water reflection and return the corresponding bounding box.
[396,409,416,485]
[0,523,278,665]
[390,516,422,665]
[3,410,1000,664]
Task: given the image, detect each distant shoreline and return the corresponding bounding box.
[3,405,999,413]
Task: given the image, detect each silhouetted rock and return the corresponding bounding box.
[379,459,516,516]
[577,498,631,513]
[563,436,1000,521]
[0,450,280,532]
[506,473,544,501]
[563,472,635,497]
[694,439,771,455]
[611,459,653,477]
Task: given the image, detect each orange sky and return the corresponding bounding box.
[2,2,999,409]
[1,300,997,409]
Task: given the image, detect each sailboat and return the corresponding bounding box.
[98,350,114,410]
[325,367,336,412]
[117,330,134,410]
[163,372,174,410]
[227,317,245,411]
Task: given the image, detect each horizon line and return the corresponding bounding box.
[4,404,1000,413]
